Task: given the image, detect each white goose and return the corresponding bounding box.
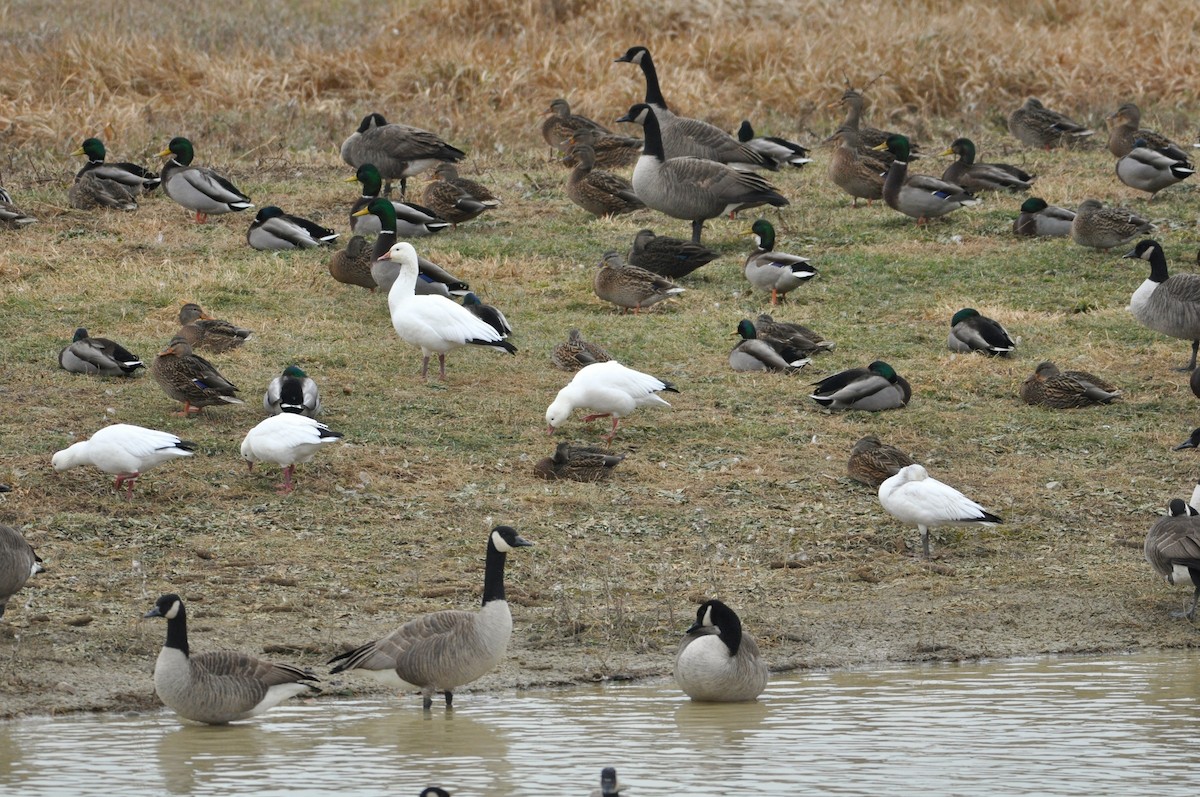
[240,413,343,494]
[545,360,678,444]
[51,424,195,499]
[378,242,516,381]
[877,464,1002,559]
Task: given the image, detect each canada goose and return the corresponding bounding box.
[0,187,36,226]
[144,593,320,724]
[737,120,812,168]
[947,308,1016,356]
[614,46,771,170]
[52,424,195,499]
[353,198,470,298]
[939,138,1034,192]
[810,361,911,411]
[589,767,625,797]
[461,293,512,339]
[627,228,718,279]
[247,206,338,250]
[1013,197,1075,238]
[1106,103,1190,161]
[340,112,466,197]
[550,328,612,372]
[743,218,817,305]
[826,128,886,207]
[1143,499,1200,619]
[532,442,625,482]
[873,135,978,223]
[546,360,678,444]
[378,242,516,381]
[347,163,450,237]
[157,137,253,222]
[240,413,343,494]
[0,524,44,619]
[1175,428,1200,455]
[152,338,244,416]
[1115,142,1194,199]
[58,327,144,377]
[72,138,159,193]
[1070,199,1153,251]
[1007,97,1094,149]
[177,303,252,353]
[329,526,533,709]
[674,599,768,702]
[728,319,810,374]
[753,313,835,356]
[1124,240,1200,370]
[1019,361,1120,408]
[565,143,645,219]
[848,434,917,489]
[617,103,788,243]
[878,464,1002,558]
[420,789,451,797]
[594,251,684,313]
[263,365,321,417]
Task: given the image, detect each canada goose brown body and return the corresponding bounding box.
[674,599,768,702]
[1144,500,1200,619]
[328,526,532,709]
[340,112,465,197]
[0,525,44,619]
[1124,240,1200,370]
[144,594,319,724]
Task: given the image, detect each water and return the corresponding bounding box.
[2,652,1198,796]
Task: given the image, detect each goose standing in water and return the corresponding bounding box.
[674,599,768,702]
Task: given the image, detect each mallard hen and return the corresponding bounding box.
[152,338,244,415]
[1007,98,1094,149]
[1019,361,1120,407]
[593,251,683,312]
[627,228,717,279]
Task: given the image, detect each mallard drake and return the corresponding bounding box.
[1142,500,1200,619]
[377,242,515,381]
[1013,197,1075,237]
[753,313,835,355]
[947,308,1016,356]
[152,338,245,415]
[327,235,376,291]
[264,365,321,417]
[827,87,919,156]
[1007,97,1094,149]
[58,327,144,376]
[737,120,812,169]
[72,138,159,192]
[328,526,532,710]
[627,228,717,279]
[240,413,343,493]
[744,218,816,305]
[177,303,252,353]
[1116,142,1194,199]
[340,112,466,197]
[51,424,195,498]
[144,594,319,724]
[1106,103,1190,160]
[618,103,788,243]
[551,328,613,371]
[461,293,512,339]
[157,137,253,222]
[674,599,768,703]
[1123,240,1200,370]
[810,361,911,411]
[0,187,36,226]
[247,206,338,250]
[826,128,886,207]
[541,98,613,155]
[532,442,625,482]
[1020,361,1120,407]
[545,360,678,444]
[847,435,916,489]
[594,250,684,313]
[878,464,1002,559]
[940,138,1033,192]
[68,171,139,211]
[1070,198,1154,251]
[565,143,645,218]
[347,163,450,236]
[873,135,978,223]
[0,524,43,619]
[353,198,470,297]
[561,127,642,170]
[728,319,810,373]
[614,47,772,169]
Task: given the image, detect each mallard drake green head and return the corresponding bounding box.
[160,137,195,166]
[874,135,978,223]
[873,133,912,162]
[74,138,106,161]
[157,136,252,222]
[1116,138,1195,199]
[810,360,911,411]
[728,319,810,374]
[1014,196,1075,237]
[948,308,1016,356]
[939,137,1033,193]
[744,219,817,304]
